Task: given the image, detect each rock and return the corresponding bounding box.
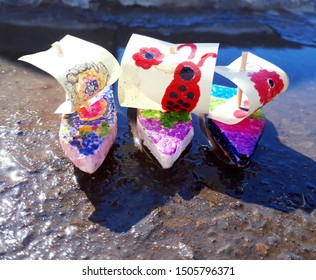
[255,243,269,256]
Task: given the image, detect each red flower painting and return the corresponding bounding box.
[249,69,285,105]
[132,47,165,69]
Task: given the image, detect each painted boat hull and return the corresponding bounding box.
[204,84,265,167]
[59,86,117,173]
[134,109,194,169]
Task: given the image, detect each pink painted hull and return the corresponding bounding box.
[59,86,117,173]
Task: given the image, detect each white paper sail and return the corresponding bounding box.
[209,52,289,124]
[118,34,219,114]
[19,35,120,114]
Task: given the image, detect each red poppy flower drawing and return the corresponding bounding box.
[132,47,165,70]
[248,69,284,105]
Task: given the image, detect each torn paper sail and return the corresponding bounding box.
[118,33,219,114]
[209,52,289,124]
[19,35,120,114]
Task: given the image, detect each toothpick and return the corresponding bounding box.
[237,52,248,108]
[51,41,64,56]
[170,46,176,54]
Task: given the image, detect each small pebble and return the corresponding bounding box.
[255,243,269,256]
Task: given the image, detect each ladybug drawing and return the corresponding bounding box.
[161,43,217,112]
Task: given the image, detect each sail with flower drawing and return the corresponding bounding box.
[19,35,120,173]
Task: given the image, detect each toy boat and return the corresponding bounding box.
[203,52,289,166]
[118,34,219,168]
[19,35,120,173]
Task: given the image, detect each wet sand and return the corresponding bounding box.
[0,5,315,259]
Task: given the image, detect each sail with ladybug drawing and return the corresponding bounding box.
[119,34,219,113]
[118,34,219,168]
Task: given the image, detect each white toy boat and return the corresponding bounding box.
[118,34,219,168]
[58,86,117,173]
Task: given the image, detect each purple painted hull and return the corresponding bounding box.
[136,110,194,168]
[205,85,265,167]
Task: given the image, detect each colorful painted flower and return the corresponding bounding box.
[85,79,99,96]
[132,47,165,69]
[248,70,284,105]
[77,67,107,101]
[78,99,107,121]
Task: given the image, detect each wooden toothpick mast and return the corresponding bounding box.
[170,46,176,54]
[51,41,63,56]
[237,51,248,109]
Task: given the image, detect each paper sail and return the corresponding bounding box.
[209,52,289,124]
[19,35,120,114]
[118,34,219,114]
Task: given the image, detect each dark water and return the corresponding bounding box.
[0,5,315,259]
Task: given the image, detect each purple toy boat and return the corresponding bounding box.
[203,51,289,167]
